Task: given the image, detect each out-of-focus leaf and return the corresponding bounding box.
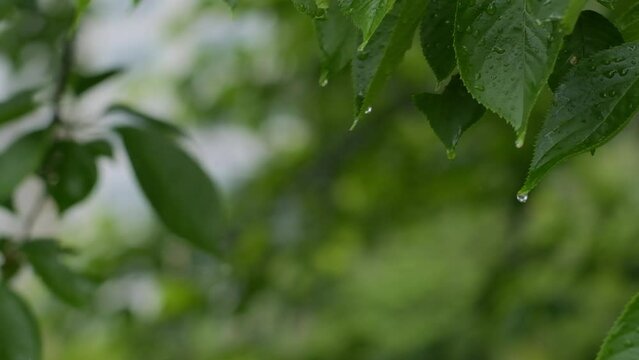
[0,129,52,203]
[43,141,98,213]
[413,77,485,159]
[23,240,96,307]
[520,42,639,197]
[70,68,122,96]
[84,139,113,159]
[117,126,225,254]
[338,0,397,49]
[223,0,237,9]
[352,0,428,123]
[455,0,587,143]
[549,10,624,90]
[0,89,39,127]
[314,2,358,86]
[107,104,186,137]
[596,292,639,360]
[419,0,456,83]
[0,282,41,360]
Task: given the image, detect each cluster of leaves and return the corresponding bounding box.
[294,0,639,203]
[0,1,225,359]
[289,0,639,358]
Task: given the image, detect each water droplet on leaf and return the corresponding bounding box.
[517,193,528,203]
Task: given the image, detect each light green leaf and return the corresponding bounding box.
[0,282,41,360]
[23,240,97,307]
[107,104,186,137]
[455,0,587,142]
[352,0,428,122]
[0,89,39,127]
[0,129,52,203]
[549,10,624,90]
[117,126,225,254]
[519,42,639,197]
[419,0,457,83]
[608,0,639,42]
[43,141,99,213]
[338,0,397,48]
[314,2,358,86]
[596,292,639,360]
[413,77,485,159]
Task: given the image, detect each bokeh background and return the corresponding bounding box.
[2,0,639,359]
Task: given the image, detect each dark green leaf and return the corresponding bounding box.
[0,89,39,127]
[420,0,456,83]
[0,282,41,360]
[549,10,624,91]
[0,129,52,203]
[117,126,225,254]
[338,0,397,48]
[413,77,485,159]
[43,141,98,213]
[314,2,358,86]
[70,68,122,96]
[455,0,587,142]
[352,0,428,123]
[107,104,186,137]
[520,42,639,197]
[596,292,639,360]
[23,240,96,307]
[84,139,113,159]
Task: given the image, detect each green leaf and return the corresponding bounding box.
[314,2,358,86]
[23,240,97,307]
[413,77,485,159]
[70,68,122,96]
[352,0,428,123]
[0,129,52,203]
[107,104,186,137]
[419,0,457,83]
[597,0,614,8]
[454,0,587,142]
[596,292,639,360]
[291,0,324,18]
[43,141,99,213]
[549,10,624,91]
[0,282,41,360]
[519,42,639,197]
[117,126,225,253]
[0,89,39,127]
[338,0,397,49]
[607,0,639,42]
[223,0,237,9]
[84,139,113,159]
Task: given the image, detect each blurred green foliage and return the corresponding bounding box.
[2,0,639,359]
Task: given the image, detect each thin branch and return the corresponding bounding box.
[52,35,75,124]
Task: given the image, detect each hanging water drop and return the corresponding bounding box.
[516,193,528,203]
[365,107,373,115]
[319,70,329,87]
[446,149,456,160]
